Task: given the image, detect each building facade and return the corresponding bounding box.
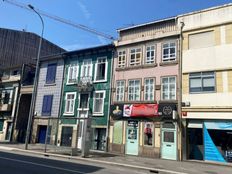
[109,18,180,160]
[57,45,114,151]
[179,4,232,163]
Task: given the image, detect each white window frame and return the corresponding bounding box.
[80,59,93,79]
[130,48,142,66]
[64,92,76,115]
[67,63,79,85]
[162,42,176,62]
[93,90,106,116]
[128,79,141,101]
[116,80,125,102]
[118,50,126,68]
[144,78,155,101]
[145,45,155,64]
[161,76,176,100]
[94,57,108,83]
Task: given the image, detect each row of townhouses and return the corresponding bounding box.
[0,3,232,163]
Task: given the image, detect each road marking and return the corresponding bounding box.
[0,156,85,174]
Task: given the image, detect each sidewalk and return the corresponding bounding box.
[0,143,232,174]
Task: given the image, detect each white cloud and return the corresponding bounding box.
[77,1,91,20]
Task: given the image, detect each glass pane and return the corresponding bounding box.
[190,78,201,88]
[163,131,174,143]
[144,122,153,146]
[203,77,214,87]
[128,129,137,140]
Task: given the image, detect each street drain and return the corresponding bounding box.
[149,170,159,173]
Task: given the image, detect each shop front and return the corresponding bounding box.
[187,120,232,163]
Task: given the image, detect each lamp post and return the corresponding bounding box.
[25,4,44,150]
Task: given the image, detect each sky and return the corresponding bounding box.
[0,0,232,51]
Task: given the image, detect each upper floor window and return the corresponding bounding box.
[0,90,13,104]
[94,57,107,82]
[162,42,176,62]
[145,46,155,64]
[116,80,125,102]
[46,63,57,84]
[189,72,215,93]
[42,95,53,116]
[144,78,154,101]
[80,60,92,83]
[161,76,176,100]
[128,79,140,101]
[67,63,79,84]
[130,48,142,66]
[64,92,76,115]
[118,50,126,68]
[93,91,105,115]
[189,31,214,49]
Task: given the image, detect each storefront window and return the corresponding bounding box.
[144,122,153,146]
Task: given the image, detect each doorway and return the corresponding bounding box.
[92,128,106,151]
[61,126,73,147]
[5,122,13,141]
[126,121,139,155]
[37,125,47,144]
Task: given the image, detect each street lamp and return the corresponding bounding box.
[25,4,44,150]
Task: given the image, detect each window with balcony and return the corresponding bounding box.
[130,48,142,66]
[67,63,79,84]
[80,60,92,84]
[128,79,140,101]
[94,57,108,82]
[162,42,176,62]
[161,76,176,100]
[145,46,155,64]
[118,50,126,68]
[64,92,76,115]
[144,78,154,101]
[189,72,215,93]
[93,91,105,115]
[116,80,125,102]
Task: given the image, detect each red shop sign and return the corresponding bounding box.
[123,104,159,117]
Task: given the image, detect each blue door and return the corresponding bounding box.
[38,126,47,144]
[161,122,177,160]
[126,121,139,155]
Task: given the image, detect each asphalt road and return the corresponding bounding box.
[0,151,148,174]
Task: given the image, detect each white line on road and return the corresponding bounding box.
[0,156,85,174]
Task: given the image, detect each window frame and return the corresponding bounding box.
[116,80,125,102]
[94,57,108,82]
[161,76,176,100]
[144,78,155,101]
[80,59,93,79]
[145,45,156,64]
[64,92,76,115]
[189,71,216,93]
[42,95,53,116]
[67,63,79,85]
[46,63,57,84]
[129,48,142,66]
[92,90,106,116]
[128,79,141,101]
[162,42,176,62]
[118,50,126,68]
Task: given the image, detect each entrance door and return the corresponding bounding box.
[78,120,84,149]
[61,126,73,147]
[92,128,106,151]
[5,122,13,141]
[126,122,139,155]
[38,125,47,144]
[161,122,177,160]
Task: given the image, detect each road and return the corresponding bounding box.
[0,151,148,174]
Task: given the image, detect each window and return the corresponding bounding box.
[118,50,126,68]
[80,60,92,83]
[67,64,79,84]
[116,80,125,102]
[145,46,155,64]
[144,122,154,146]
[162,42,176,62]
[64,93,76,115]
[144,78,154,101]
[128,80,140,101]
[46,63,57,84]
[161,76,176,100]
[42,95,53,116]
[0,119,3,131]
[0,90,12,104]
[93,91,105,115]
[189,72,215,93]
[130,48,142,66]
[189,31,214,49]
[94,57,108,82]
[79,94,89,109]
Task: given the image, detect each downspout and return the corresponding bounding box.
[178,20,185,161]
[105,45,114,152]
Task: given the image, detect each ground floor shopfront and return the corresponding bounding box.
[0,118,13,142]
[109,103,179,160]
[186,119,232,163]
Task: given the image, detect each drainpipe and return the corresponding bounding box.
[105,46,114,152]
[178,21,185,161]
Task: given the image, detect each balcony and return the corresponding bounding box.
[77,76,93,92]
[0,104,12,111]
